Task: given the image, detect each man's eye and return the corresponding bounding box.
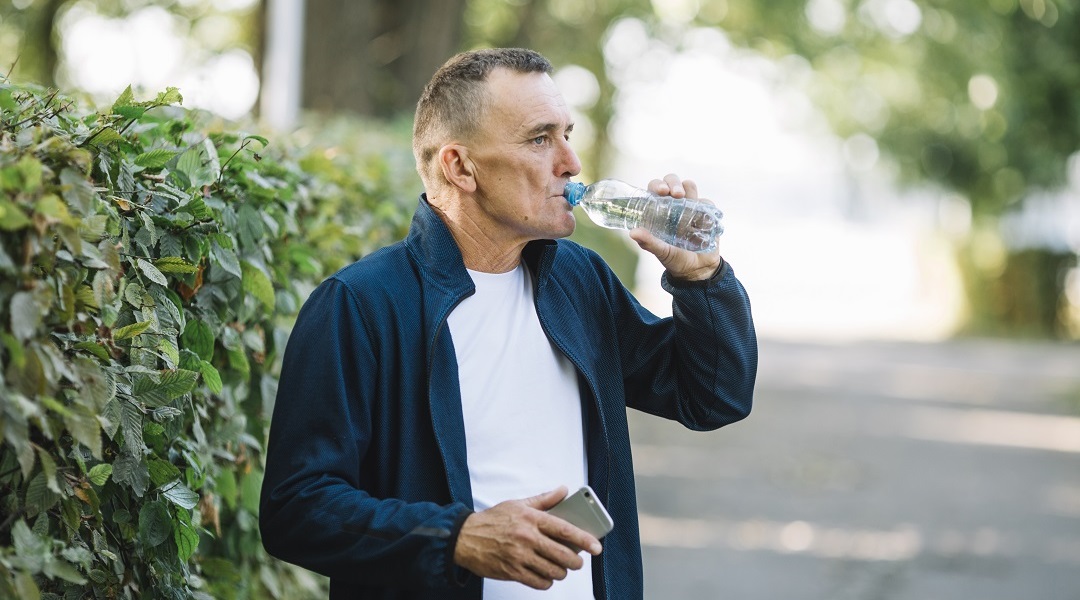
[532,136,547,145]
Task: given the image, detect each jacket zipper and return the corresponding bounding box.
[428,299,468,506]
[532,266,612,600]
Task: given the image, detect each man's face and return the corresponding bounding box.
[464,69,582,245]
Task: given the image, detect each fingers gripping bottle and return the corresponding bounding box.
[564,179,724,253]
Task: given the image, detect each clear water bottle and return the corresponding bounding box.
[564,179,724,253]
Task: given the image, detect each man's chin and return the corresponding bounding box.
[557,215,577,239]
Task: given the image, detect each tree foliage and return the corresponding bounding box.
[692,0,1080,215]
[0,80,413,598]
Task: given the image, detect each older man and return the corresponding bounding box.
[260,47,757,600]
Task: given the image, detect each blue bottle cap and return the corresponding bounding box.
[564,181,586,207]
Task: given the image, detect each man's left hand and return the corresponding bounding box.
[629,174,723,282]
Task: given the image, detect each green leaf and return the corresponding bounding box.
[120,400,144,452]
[80,214,109,242]
[176,138,221,187]
[112,85,135,111]
[34,447,60,494]
[112,320,152,340]
[199,360,222,394]
[161,480,200,510]
[0,199,32,230]
[133,369,199,406]
[240,261,275,312]
[210,241,242,278]
[135,149,177,169]
[35,193,71,222]
[157,337,180,367]
[88,464,113,486]
[86,127,124,147]
[181,320,215,361]
[75,356,116,409]
[65,404,103,459]
[13,570,40,600]
[60,168,96,215]
[227,346,249,378]
[216,469,238,510]
[138,501,172,547]
[176,514,201,565]
[43,559,87,585]
[149,459,182,487]
[240,470,263,515]
[5,422,35,479]
[75,341,110,361]
[100,397,121,440]
[113,452,149,496]
[174,519,199,562]
[16,155,43,191]
[24,471,59,517]
[137,258,168,286]
[114,105,146,119]
[124,281,146,308]
[151,406,182,421]
[153,87,183,106]
[12,519,45,557]
[237,204,266,248]
[136,211,157,249]
[10,291,42,341]
[154,256,199,274]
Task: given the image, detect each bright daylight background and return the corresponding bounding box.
[42,0,1080,341]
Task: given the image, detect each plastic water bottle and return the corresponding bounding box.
[564,179,724,253]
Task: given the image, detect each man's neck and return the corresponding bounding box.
[427,195,524,274]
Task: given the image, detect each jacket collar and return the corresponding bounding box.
[404,194,558,292]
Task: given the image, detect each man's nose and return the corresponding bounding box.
[557,139,582,178]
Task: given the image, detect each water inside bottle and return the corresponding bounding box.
[581,196,721,253]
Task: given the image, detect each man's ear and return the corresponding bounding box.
[437,144,476,193]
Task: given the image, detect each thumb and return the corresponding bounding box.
[524,486,569,510]
[629,228,674,261]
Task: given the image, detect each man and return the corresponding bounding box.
[260,48,757,599]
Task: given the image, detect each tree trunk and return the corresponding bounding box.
[12,0,63,86]
[301,0,466,118]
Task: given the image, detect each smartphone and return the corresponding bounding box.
[546,485,614,547]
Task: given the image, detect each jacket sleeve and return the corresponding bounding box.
[610,258,758,430]
[259,277,472,588]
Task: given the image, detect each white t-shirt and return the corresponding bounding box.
[448,263,592,599]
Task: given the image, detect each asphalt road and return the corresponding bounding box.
[629,338,1080,600]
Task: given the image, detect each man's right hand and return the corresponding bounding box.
[452,487,603,590]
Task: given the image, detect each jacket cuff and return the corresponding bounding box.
[445,508,475,587]
[662,258,728,290]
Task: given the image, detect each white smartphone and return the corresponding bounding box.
[546,485,614,546]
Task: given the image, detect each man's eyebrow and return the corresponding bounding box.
[524,122,575,137]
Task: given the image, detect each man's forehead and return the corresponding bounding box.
[484,70,572,131]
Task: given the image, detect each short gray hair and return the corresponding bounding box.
[412,48,552,187]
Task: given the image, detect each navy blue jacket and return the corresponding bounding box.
[260,196,757,599]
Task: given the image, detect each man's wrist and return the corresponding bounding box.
[447,509,475,586]
[668,257,725,284]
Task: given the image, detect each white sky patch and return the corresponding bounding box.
[607,41,964,341]
[554,65,601,109]
[806,0,848,36]
[968,74,1000,110]
[859,0,923,38]
[58,4,258,120]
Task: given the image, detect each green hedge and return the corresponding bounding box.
[0,81,414,599]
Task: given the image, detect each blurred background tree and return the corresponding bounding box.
[2,0,1078,337]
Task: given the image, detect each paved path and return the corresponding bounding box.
[629,338,1080,599]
